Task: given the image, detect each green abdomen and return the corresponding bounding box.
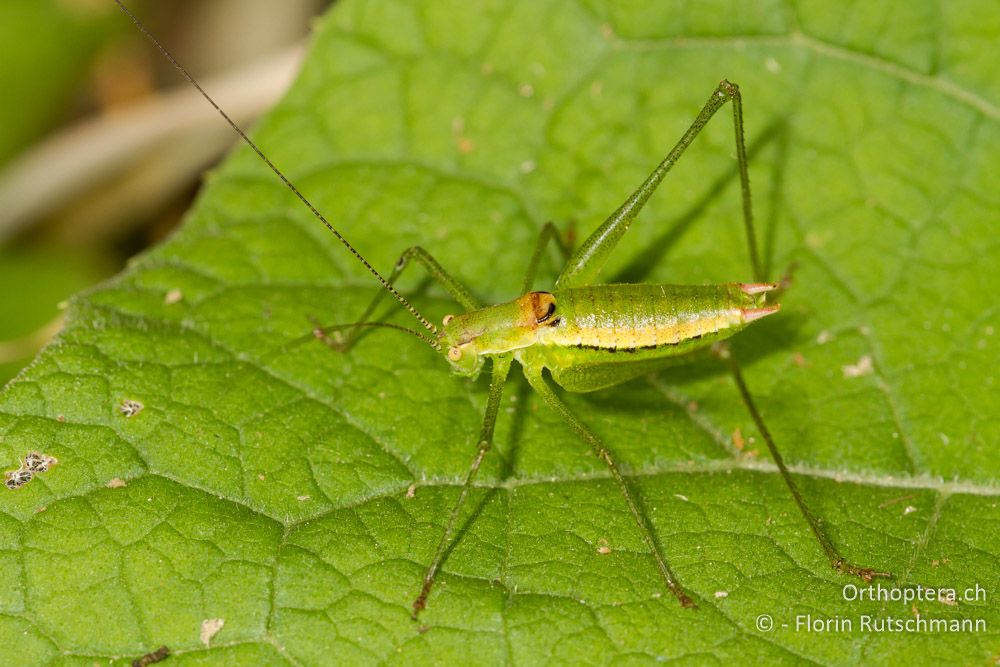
[541,284,745,353]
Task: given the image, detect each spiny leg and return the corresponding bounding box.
[520,221,573,293]
[412,354,513,618]
[333,245,481,351]
[715,344,891,581]
[557,80,762,290]
[525,369,696,608]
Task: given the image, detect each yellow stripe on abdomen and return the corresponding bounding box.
[544,310,742,350]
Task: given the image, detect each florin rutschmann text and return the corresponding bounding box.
[752,583,988,634]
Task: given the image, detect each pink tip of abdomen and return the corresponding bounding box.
[742,304,781,323]
[739,282,778,295]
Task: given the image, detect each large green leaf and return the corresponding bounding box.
[2,1,997,664]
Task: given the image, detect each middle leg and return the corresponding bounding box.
[525,368,695,607]
[520,221,574,293]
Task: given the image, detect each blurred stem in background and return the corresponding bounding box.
[0,0,325,386]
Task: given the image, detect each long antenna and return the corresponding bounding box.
[113,0,440,345]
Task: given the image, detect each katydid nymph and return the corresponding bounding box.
[116,1,890,618]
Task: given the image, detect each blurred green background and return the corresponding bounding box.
[0,0,326,385]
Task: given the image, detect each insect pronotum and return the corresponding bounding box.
[115,0,890,616]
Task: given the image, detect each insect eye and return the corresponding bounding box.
[536,301,556,324]
[447,347,462,361]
